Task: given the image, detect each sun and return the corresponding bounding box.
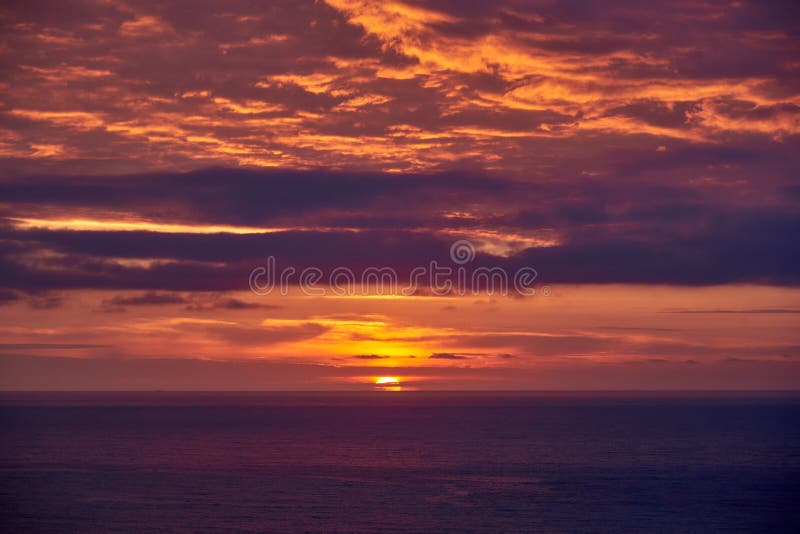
[375,376,399,385]
[375,376,401,390]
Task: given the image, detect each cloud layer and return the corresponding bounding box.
[1,169,797,288]
[0,0,797,174]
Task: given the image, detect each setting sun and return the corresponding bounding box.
[374,376,401,390]
[375,376,400,385]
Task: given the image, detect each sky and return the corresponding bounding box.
[0,0,798,390]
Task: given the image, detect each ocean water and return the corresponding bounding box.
[1,392,799,533]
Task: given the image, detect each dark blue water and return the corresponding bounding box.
[1,392,799,532]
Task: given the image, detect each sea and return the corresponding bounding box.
[1,392,799,533]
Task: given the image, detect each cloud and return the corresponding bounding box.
[352,354,390,359]
[0,0,797,176]
[105,292,188,306]
[1,199,797,290]
[1,289,69,310]
[429,352,469,360]
[1,155,798,293]
[184,297,281,312]
[0,290,21,306]
[26,292,63,310]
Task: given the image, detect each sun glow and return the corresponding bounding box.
[375,376,401,390]
[375,376,399,385]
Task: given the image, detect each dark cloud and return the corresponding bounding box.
[1,200,797,289]
[429,353,469,360]
[184,298,281,312]
[26,292,63,310]
[0,289,67,310]
[0,160,796,291]
[0,289,21,306]
[105,292,188,306]
[0,169,510,226]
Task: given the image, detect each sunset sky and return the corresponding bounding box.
[0,0,798,390]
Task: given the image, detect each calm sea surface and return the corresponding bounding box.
[1,392,799,533]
